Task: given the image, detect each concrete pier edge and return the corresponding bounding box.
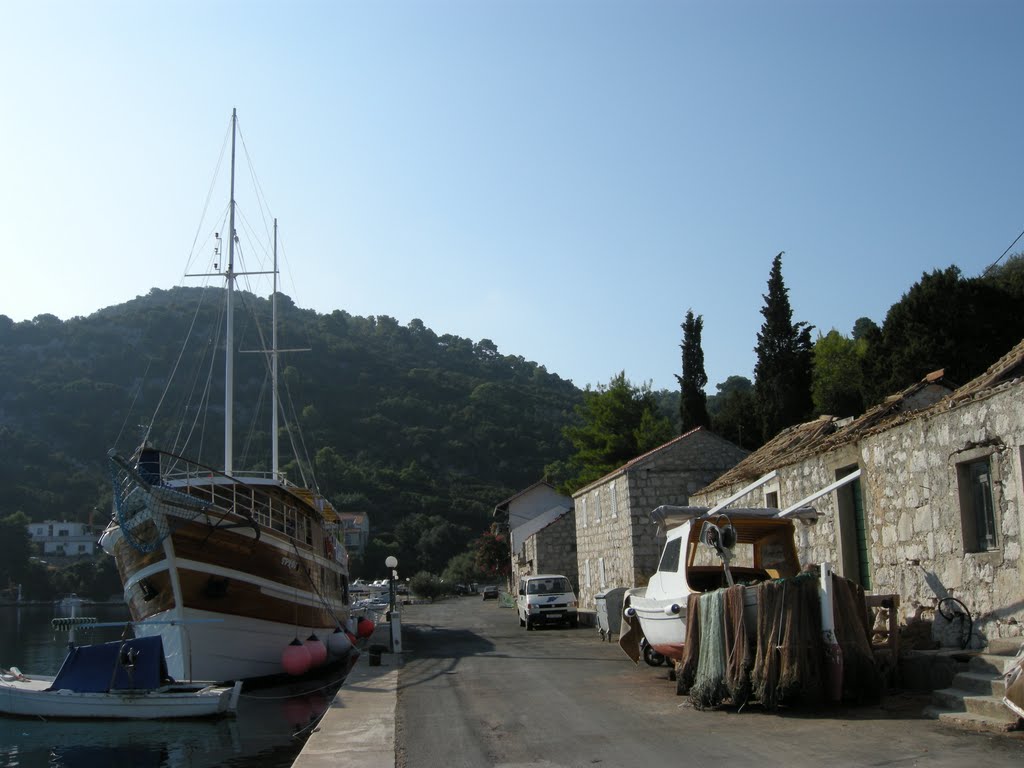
[293,622,400,768]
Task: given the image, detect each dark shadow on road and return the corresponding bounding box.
[401,624,496,658]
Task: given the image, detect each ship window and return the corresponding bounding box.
[658,538,682,574]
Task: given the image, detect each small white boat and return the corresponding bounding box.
[623,505,819,662]
[54,593,85,613]
[0,636,241,719]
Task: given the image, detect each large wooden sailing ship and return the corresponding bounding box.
[101,110,352,684]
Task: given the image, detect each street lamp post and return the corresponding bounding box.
[385,555,398,612]
[384,555,401,654]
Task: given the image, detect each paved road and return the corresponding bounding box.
[394,596,1024,768]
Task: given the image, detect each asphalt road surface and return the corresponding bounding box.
[394,595,1024,768]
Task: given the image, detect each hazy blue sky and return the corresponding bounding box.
[3,1,1022,392]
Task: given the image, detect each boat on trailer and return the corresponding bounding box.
[0,636,241,719]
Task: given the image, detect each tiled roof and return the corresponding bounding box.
[698,335,1024,496]
[493,479,556,514]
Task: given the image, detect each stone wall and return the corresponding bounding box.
[691,383,1024,648]
[574,430,748,609]
[515,511,578,593]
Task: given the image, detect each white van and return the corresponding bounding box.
[517,574,578,630]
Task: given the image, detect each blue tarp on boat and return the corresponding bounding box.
[47,636,171,693]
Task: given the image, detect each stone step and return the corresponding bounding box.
[932,687,1017,720]
[922,706,1021,734]
[953,670,1007,697]
[969,653,1017,676]
[986,638,1023,657]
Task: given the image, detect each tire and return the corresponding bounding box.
[568,617,579,629]
[642,644,666,667]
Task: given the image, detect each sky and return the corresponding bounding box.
[3,1,1023,393]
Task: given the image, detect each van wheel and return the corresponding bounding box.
[568,617,579,629]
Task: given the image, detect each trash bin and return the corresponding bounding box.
[594,587,626,642]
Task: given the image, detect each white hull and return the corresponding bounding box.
[0,674,240,719]
[131,606,347,683]
[626,587,688,660]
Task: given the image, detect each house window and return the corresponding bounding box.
[584,559,591,587]
[958,457,998,552]
[598,557,606,588]
[581,497,587,528]
[610,481,618,518]
[765,491,779,509]
[593,490,601,524]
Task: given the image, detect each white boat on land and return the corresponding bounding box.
[623,471,861,663]
[624,505,818,661]
[0,636,241,719]
[100,110,353,684]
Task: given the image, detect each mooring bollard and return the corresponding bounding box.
[368,644,386,666]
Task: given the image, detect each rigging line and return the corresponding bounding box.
[172,296,224,468]
[237,122,277,254]
[169,327,214,455]
[114,357,153,449]
[983,225,1024,275]
[280,377,313,488]
[169,291,223,458]
[239,368,270,469]
[149,286,217,449]
[175,332,218,464]
[182,121,232,279]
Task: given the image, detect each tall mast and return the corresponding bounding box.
[272,218,279,480]
[224,108,238,475]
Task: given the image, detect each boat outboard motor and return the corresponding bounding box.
[700,518,736,587]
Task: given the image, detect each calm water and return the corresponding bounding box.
[0,604,344,768]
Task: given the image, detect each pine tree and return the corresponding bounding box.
[753,253,814,441]
[675,310,710,433]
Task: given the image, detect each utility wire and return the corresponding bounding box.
[983,225,1024,275]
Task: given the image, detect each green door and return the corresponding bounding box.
[851,478,871,590]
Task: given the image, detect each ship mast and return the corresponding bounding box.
[272,218,279,479]
[224,107,238,476]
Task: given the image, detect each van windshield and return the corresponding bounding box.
[527,578,571,595]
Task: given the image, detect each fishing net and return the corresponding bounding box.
[676,592,702,695]
[752,572,824,710]
[690,589,729,709]
[831,574,883,703]
[108,454,211,554]
[723,584,754,707]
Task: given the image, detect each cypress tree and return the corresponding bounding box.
[753,253,814,441]
[675,310,710,433]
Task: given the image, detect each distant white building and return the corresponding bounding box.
[27,521,97,557]
[337,512,370,555]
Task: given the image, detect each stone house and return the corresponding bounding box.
[571,427,748,610]
[512,507,578,592]
[493,481,574,590]
[337,512,370,555]
[690,339,1024,647]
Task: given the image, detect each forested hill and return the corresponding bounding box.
[0,287,583,536]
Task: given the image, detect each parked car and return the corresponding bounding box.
[482,585,500,600]
[517,574,578,629]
